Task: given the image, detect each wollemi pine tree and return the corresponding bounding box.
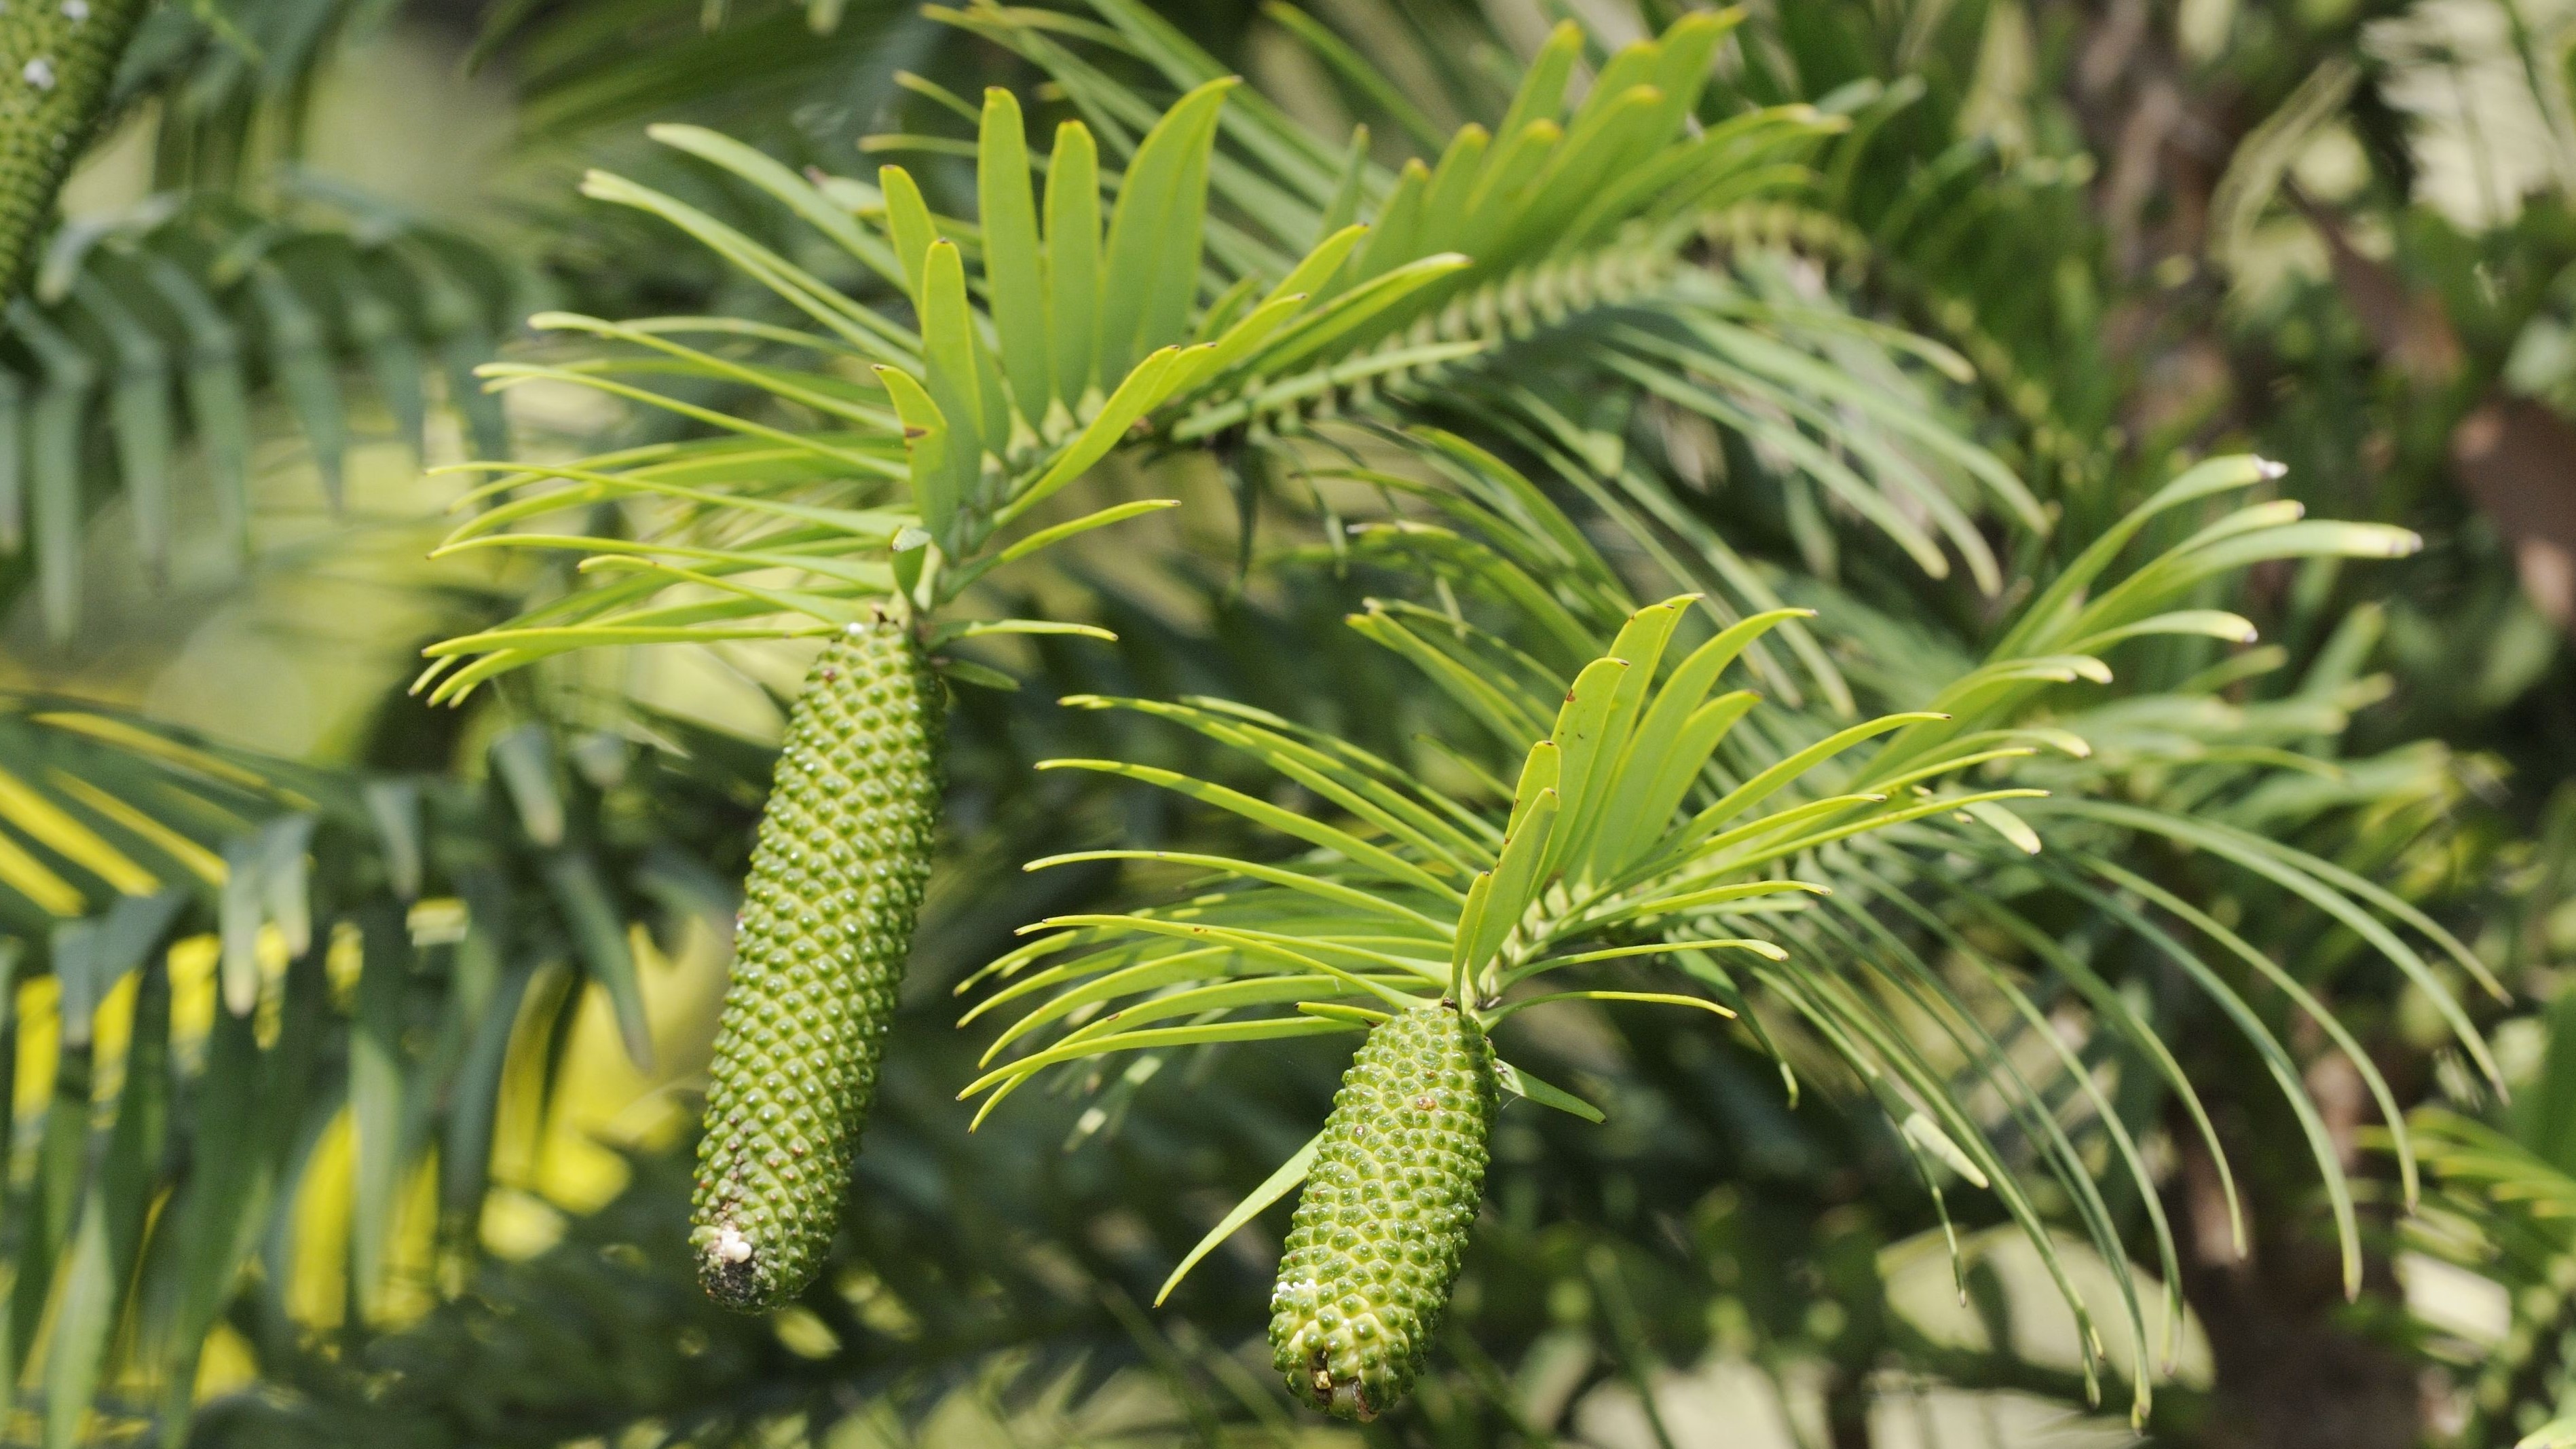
[420,3,1915,1307]
[958,443,2497,1421]
[421,79,1497,1307]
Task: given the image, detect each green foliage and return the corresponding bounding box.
[417,3,2026,708]
[0,193,522,641]
[371,0,2520,1431]
[954,434,2476,1420]
[0,696,761,1441]
[4,0,2565,1440]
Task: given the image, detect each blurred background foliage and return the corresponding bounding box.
[13,0,2576,1444]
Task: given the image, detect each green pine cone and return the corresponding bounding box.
[691,615,942,1310]
[1271,1002,1497,1420]
[0,0,147,296]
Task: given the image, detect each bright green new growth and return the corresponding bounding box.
[1271,1003,1495,1421]
[691,616,942,1309]
[957,444,2487,1421]
[417,31,1966,1323]
[0,0,146,296]
[419,75,1273,1313]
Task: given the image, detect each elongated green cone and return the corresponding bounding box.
[0,0,147,296]
[1271,1003,1497,1420]
[691,615,942,1309]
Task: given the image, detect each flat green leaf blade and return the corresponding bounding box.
[1235,251,1470,378]
[542,851,654,1070]
[581,170,915,360]
[1036,757,1462,899]
[41,1193,113,1449]
[14,1021,91,1377]
[350,905,408,1320]
[0,371,22,555]
[1003,344,1197,519]
[1677,712,1945,852]
[364,780,424,902]
[441,951,534,1227]
[1155,1133,1321,1304]
[1347,159,1427,284]
[1591,608,1810,873]
[339,272,428,455]
[181,359,253,559]
[164,1004,263,1401]
[991,497,1179,567]
[1263,222,1368,309]
[73,276,174,580]
[1601,691,1756,873]
[1411,127,1491,257]
[965,1015,1359,1097]
[875,366,963,544]
[1097,78,1235,381]
[1262,3,1440,149]
[918,240,994,457]
[1491,20,1582,160]
[1345,607,1550,751]
[881,164,939,303]
[979,89,1053,425]
[1555,599,1687,869]
[1044,121,1104,408]
[248,269,348,510]
[1470,789,1557,971]
[1493,1057,1603,1121]
[439,329,508,464]
[1537,656,1631,879]
[25,360,88,645]
[650,122,906,285]
[1505,739,1561,842]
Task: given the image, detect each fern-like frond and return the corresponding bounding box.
[0,698,743,1439]
[421,4,2037,701]
[954,447,2495,1423]
[0,191,521,641]
[954,592,2025,1243]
